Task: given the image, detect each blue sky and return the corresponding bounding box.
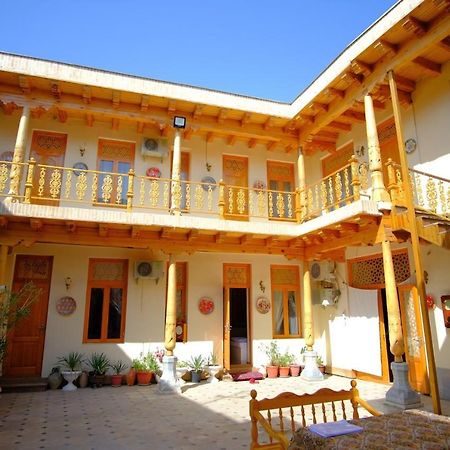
[0,1,397,102]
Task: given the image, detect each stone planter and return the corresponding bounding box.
[205,365,221,383]
[61,370,81,391]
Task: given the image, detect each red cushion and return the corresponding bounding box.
[232,371,264,381]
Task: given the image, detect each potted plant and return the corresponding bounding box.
[205,352,221,383]
[110,360,127,387]
[135,352,159,385]
[57,351,84,391]
[87,352,110,388]
[187,355,204,383]
[278,352,294,378]
[259,341,280,378]
[127,358,139,386]
[289,357,301,377]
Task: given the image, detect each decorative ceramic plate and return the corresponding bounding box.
[201,176,217,191]
[405,138,417,154]
[56,296,76,316]
[146,167,161,178]
[198,297,214,314]
[256,296,270,314]
[176,325,183,336]
[0,151,13,162]
[73,162,88,176]
[253,179,266,191]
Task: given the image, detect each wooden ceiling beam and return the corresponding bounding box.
[50,82,61,99]
[98,225,109,237]
[18,76,31,94]
[1,87,299,147]
[206,132,215,143]
[413,56,442,76]
[373,40,398,57]
[137,122,145,134]
[266,141,277,152]
[341,110,365,123]
[326,121,351,132]
[112,91,120,109]
[183,127,194,140]
[82,86,91,104]
[351,60,373,77]
[241,112,252,127]
[315,130,339,140]
[439,36,450,52]
[86,113,94,127]
[140,95,149,111]
[298,12,450,144]
[217,109,228,123]
[324,87,345,99]
[193,105,203,119]
[57,108,68,123]
[31,106,46,118]
[111,118,120,130]
[1,101,19,115]
[392,74,416,92]
[304,139,336,154]
[264,117,276,130]
[30,219,43,231]
[402,16,427,37]
[248,138,257,149]
[66,221,76,233]
[167,100,177,113]
[227,135,237,146]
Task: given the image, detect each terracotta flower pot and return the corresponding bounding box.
[136,371,153,386]
[289,364,301,377]
[266,365,279,378]
[279,366,290,378]
[111,374,123,387]
[126,368,136,386]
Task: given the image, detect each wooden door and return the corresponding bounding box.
[399,286,430,394]
[223,155,248,220]
[378,118,400,185]
[30,130,67,205]
[3,255,53,377]
[223,288,231,370]
[223,263,251,370]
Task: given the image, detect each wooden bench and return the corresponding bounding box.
[249,380,381,450]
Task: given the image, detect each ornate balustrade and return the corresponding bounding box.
[387,160,450,217]
[0,156,372,223]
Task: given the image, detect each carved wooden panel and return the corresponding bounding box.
[15,255,52,280]
[98,139,135,161]
[271,266,299,286]
[224,265,249,286]
[92,261,125,281]
[349,251,410,288]
[322,142,354,177]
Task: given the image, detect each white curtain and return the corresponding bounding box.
[273,291,284,334]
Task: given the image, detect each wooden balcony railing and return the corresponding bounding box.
[387,159,450,218]
[0,156,370,223]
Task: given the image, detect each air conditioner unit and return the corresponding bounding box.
[141,137,168,158]
[310,261,333,281]
[134,261,164,280]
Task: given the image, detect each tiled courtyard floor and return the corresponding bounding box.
[0,375,449,450]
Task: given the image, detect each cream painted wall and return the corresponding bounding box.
[4,243,309,377]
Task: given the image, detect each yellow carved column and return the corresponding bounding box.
[364,95,389,202]
[303,262,314,351]
[297,147,306,222]
[380,236,404,362]
[9,105,30,199]
[170,129,181,215]
[164,254,177,356]
[388,70,440,414]
[301,261,323,381]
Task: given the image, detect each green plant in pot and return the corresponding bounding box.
[57,351,84,391]
[87,352,110,388]
[259,341,280,378]
[110,360,127,387]
[135,352,159,386]
[278,352,294,378]
[187,355,204,383]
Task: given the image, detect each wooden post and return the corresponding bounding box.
[9,105,30,199]
[218,179,225,219]
[170,129,181,216]
[386,158,399,203]
[381,237,405,362]
[364,95,390,202]
[126,168,135,212]
[164,255,177,356]
[24,157,36,204]
[295,188,301,223]
[349,155,361,201]
[388,70,441,414]
[303,262,314,351]
[297,147,307,221]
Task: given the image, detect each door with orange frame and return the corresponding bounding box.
[223,155,248,220]
[223,263,251,371]
[399,285,430,394]
[266,161,295,221]
[30,130,67,206]
[3,255,53,377]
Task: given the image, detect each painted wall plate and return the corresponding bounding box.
[405,138,417,154]
[0,151,13,162]
[201,176,217,191]
[56,296,76,316]
[199,297,214,314]
[72,162,88,176]
[256,296,270,314]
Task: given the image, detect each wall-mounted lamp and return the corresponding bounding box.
[206,162,212,172]
[79,145,86,157]
[173,116,186,129]
[259,281,265,293]
[355,146,365,157]
[64,277,72,290]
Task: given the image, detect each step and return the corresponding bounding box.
[0,377,48,393]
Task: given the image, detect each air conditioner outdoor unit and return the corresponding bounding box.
[134,261,164,280]
[310,261,333,281]
[141,137,168,158]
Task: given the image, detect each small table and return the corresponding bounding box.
[289,409,450,449]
